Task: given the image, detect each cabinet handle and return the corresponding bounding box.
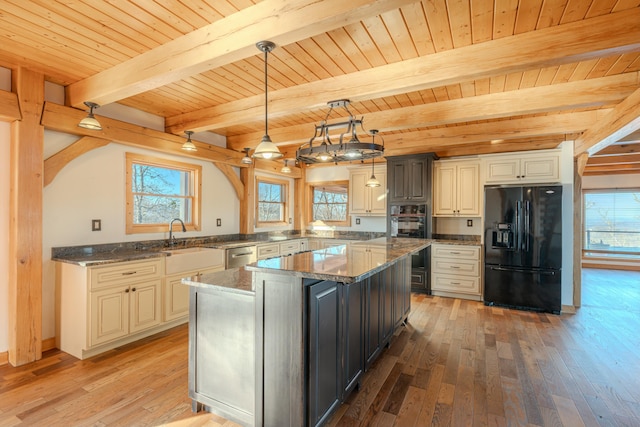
[451,282,460,285]
[449,251,460,255]
[449,266,460,269]
[122,271,137,276]
[131,287,136,292]
[125,288,130,293]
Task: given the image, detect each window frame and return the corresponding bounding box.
[307,180,351,227]
[125,153,202,234]
[582,188,640,259]
[255,176,289,228]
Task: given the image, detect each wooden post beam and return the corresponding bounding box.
[9,68,44,366]
[0,89,21,122]
[44,136,111,187]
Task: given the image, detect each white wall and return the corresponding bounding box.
[306,164,387,233]
[0,121,9,353]
[582,173,640,189]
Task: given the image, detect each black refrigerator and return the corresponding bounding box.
[484,185,562,314]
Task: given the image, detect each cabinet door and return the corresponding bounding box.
[349,171,369,214]
[381,267,395,344]
[407,158,427,202]
[365,275,382,367]
[457,162,480,216]
[368,171,387,215]
[164,275,189,322]
[307,281,341,427]
[90,286,129,346]
[130,280,162,333]
[342,281,363,397]
[388,160,406,203]
[433,163,457,215]
[521,155,559,182]
[485,158,520,183]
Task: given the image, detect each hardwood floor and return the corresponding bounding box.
[1,268,638,427]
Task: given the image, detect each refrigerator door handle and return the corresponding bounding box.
[490,266,556,276]
[524,200,531,252]
[515,200,522,252]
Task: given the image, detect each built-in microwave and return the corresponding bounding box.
[389,204,427,238]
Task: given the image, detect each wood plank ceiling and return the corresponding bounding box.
[1,0,639,175]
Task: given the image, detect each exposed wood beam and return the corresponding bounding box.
[575,87,640,156]
[255,159,302,179]
[0,89,21,121]
[213,163,244,201]
[9,68,43,366]
[586,154,640,166]
[66,0,417,108]
[168,8,640,134]
[40,102,246,167]
[592,144,640,156]
[44,136,110,187]
[584,164,640,175]
[227,73,638,150]
[576,153,589,177]
[385,136,565,158]
[383,110,607,152]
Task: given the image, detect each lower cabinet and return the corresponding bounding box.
[164,266,223,322]
[431,243,482,300]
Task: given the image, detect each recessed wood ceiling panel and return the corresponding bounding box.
[0,0,638,172]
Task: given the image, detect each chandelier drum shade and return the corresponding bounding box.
[296,99,384,164]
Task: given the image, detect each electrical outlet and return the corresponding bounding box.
[467,219,473,227]
[216,218,222,227]
[92,219,101,231]
[356,218,361,225]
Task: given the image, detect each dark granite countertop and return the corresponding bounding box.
[182,267,254,295]
[243,237,432,283]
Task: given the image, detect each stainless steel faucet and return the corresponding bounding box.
[169,218,186,246]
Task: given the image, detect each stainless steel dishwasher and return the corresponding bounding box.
[225,245,257,268]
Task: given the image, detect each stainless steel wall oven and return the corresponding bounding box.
[389,204,431,293]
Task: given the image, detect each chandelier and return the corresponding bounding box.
[296,100,384,164]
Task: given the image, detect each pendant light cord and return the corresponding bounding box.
[264,46,269,137]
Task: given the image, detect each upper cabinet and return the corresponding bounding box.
[483,150,560,184]
[433,160,480,217]
[387,155,434,204]
[349,167,387,216]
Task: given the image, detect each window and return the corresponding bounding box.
[126,153,201,234]
[308,181,350,226]
[256,178,288,227]
[583,189,640,257]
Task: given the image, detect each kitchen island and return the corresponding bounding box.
[183,237,431,427]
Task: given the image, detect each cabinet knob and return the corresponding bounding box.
[125,288,130,293]
[131,287,136,292]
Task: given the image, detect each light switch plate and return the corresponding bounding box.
[216,218,222,226]
[467,219,473,227]
[356,218,361,225]
[92,219,101,231]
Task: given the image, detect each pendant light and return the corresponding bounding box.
[365,130,381,188]
[241,147,253,164]
[182,130,197,152]
[281,159,291,174]
[78,101,102,130]
[252,41,283,160]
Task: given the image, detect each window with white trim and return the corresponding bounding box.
[256,177,288,227]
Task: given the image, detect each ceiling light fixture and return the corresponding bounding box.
[281,159,291,174]
[252,40,283,160]
[78,101,102,130]
[182,130,197,152]
[365,130,381,187]
[241,147,253,164]
[296,99,384,164]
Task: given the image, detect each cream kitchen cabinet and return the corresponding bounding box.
[433,160,480,217]
[57,258,166,359]
[349,168,387,216]
[257,242,281,260]
[164,266,223,322]
[431,243,482,301]
[483,150,560,184]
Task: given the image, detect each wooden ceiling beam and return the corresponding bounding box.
[226,73,637,150]
[167,8,640,134]
[66,0,418,108]
[0,89,21,121]
[586,154,640,166]
[584,164,640,175]
[40,102,246,167]
[575,87,640,156]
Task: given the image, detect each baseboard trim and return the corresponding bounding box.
[561,305,576,314]
[42,337,56,352]
[0,351,7,366]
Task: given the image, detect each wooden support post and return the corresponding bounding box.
[293,165,306,231]
[240,166,255,235]
[573,160,582,309]
[9,68,44,366]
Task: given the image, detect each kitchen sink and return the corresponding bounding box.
[162,247,224,275]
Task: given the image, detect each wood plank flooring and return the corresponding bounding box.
[0,268,638,427]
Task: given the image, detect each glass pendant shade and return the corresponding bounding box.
[241,148,253,164]
[253,135,282,160]
[366,157,380,187]
[252,40,283,160]
[182,131,197,152]
[78,102,102,130]
[281,160,291,173]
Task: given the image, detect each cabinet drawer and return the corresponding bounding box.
[90,259,162,290]
[432,259,480,277]
[432,245,480,260]
[257,243,280,259]
[279,240,301,255]
[432,273,480,295]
